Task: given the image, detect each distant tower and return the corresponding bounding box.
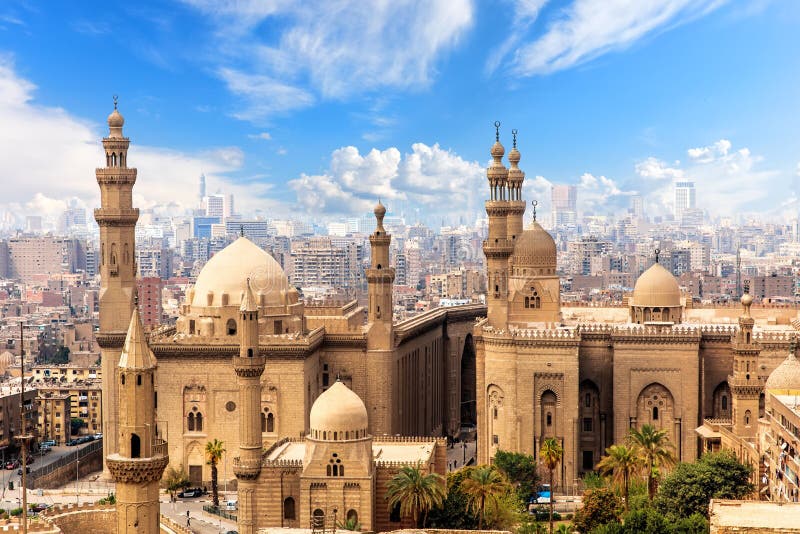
[233,279,265,534]
[199,174,206,203]
[94,98,138,472]
[482,122,512,328]
[728,281,762,438]
[107,308,168,533]
[506,129,526,243]
[365,201,396,433]
[674,181,696,220]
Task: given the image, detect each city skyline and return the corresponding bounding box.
[0,1,798,225]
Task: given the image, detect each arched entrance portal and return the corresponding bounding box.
[460,334,476,429]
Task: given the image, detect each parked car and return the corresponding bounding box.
[93,433,103,440]
[67,439,79,446]
[5,460,18,470]
[31,504,50,513]
[41,440,56,448]
[177,489,200,498]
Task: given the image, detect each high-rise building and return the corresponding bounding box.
[551,184,578,227]
[205,194,225,218]
[198,173,206,204]
[137,277,163,327]
[674,181,696,220]
[630,194,644,219]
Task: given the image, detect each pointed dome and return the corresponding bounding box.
[491,140,505,159]
[632,263,681,308]
[240,278,258,312]
[107,109,124,128]
[192,236,289,308]
[512,221,557,270]
[765,347,800,395]
[119,308,155,369]
[373,200,386,218]
[309,381,368,438]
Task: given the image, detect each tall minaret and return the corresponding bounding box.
[95,97,138,471]
[365,201,396,434]
[506,129,526,243]
[729,281,761,438]
[107,308,168,534]
[482,122,512,328]
[233,279,265,534]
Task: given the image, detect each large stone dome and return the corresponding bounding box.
[191,236,289,308]
[309,381,368,440]
[511,221,557,271]
[765,348,800,395]
[632,263,681,308]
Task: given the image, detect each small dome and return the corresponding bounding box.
[309,381,368,438]
[741,293,753,307]
[107,109,124,128]
[508,146,520,166]
[374,201,386,218]
[511,221,557,270]
[191,236,289,308]
[632,263,681,308]
[765,348,800,394]
[490,140,505,159]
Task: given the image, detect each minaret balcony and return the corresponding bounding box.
[482,239,514,257]
[233,357,266,378]
[232,456,262,480]
[94,208,139,226]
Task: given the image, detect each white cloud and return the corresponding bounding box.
[508,0,726,76]
[687,139,731,162]
[183,0,474,120]
[288,143,484,216]
[0,57,276,226]
[485,0,549,75]
[634,139,779,217]
[248,132,271,141]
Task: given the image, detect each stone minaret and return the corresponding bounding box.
[365,201,396,434]
[233,279,265,534]
[95,98,138,471]
[729,282,762,438]
[483,122,512,328]
[107,307,168,533]
[506,129,526,243]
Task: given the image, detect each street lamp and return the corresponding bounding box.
[75,459,80,504]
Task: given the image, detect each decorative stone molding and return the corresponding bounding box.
[234,365,265,378]
[106,454,168,484]
[233,457,262,480]
[95,332,126,349]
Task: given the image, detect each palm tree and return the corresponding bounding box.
[461,465,507,530]
[596,444,641,510]
[204,439,226,508]
[628,424,676,500]
[386,464,446,527]
[539,437,563,534]
[555,524,573,534]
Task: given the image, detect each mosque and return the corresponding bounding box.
[93,104,800,533]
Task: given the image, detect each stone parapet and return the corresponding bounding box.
[107,453,169,484]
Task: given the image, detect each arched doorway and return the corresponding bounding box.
[460,334,476,428]
[636,383,676,446]
[540,390,557,439]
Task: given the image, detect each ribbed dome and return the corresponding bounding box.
[765,350,800,394]
[632,263,681,308]
[511,221,557,270]
[309,381,368,439]
[191,236,288,308]
[0,351,14,366]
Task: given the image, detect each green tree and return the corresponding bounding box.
[204,439,226,508]
[539,437,563,534]
[70,417,85,436]
[162,465,191,501]
[628,424,676,500]
[655,450,753,518]
[427,468,480,529]
[596,444,642,511]
[461,465,508,529]
[386,464,446,527]
[572,487,622,533]
[337,516,361,531]
[494,450,540,503]
[555,524,573,534]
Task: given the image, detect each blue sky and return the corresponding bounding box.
[0,0,798,225]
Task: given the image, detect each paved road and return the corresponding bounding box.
[446,439,476,471]
[161,494,238,534]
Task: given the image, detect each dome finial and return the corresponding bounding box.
[494,120,500,142]
[240,224,244,237]
[655,248,661,264]
[512,129,518,148]
[531,200,538,222]
[113,94,118,110]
